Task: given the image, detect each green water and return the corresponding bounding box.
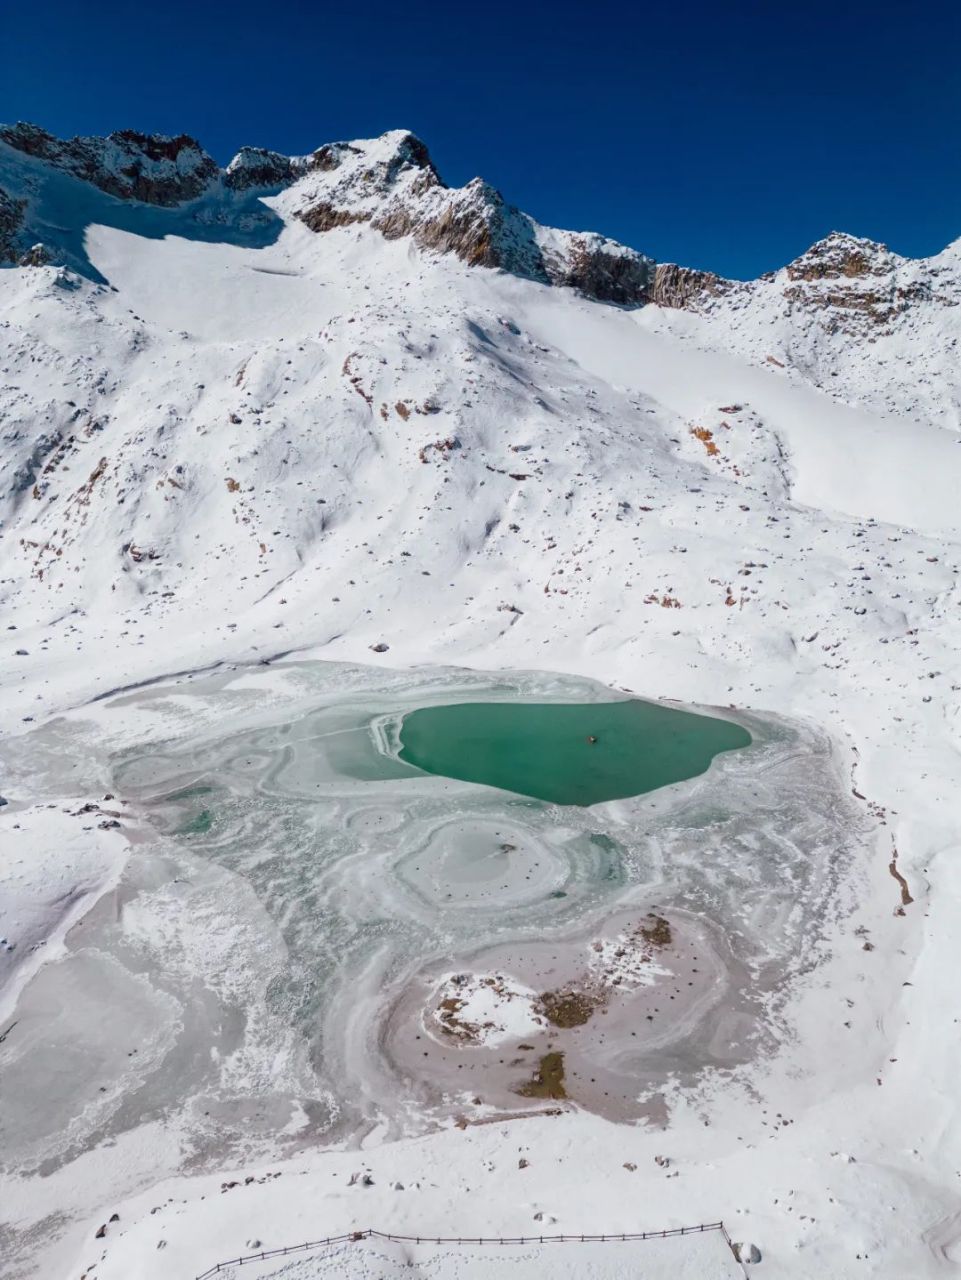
[398,699,751,806]
[176,808,214,835]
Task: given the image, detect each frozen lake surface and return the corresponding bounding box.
[0,661,865,1273]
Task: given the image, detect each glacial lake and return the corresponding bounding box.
[0,659,864,1252]
[398,698,752,806]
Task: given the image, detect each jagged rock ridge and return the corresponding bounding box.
[0,122,219,206]
[0,122,655,305]
[779,230,956,329]
[657,230,960,331]
[0,120,957,337]
[288,130,656,304]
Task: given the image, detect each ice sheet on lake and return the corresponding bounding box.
[0,660,868,1186]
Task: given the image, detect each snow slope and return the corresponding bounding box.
[1,124,960,1280]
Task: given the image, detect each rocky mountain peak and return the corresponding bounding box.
[784,231,892,282]
[288,131,654,304]
[292,129,444,209]
[774,230,952,335]
[224,146,304,191]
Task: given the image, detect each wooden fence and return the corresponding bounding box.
[196,1220,741,1279]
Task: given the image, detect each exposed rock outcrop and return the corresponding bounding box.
[0,122,219,205]
[17,243,52,268]
[224,147,306,191]
[652,262,733,310]
[785,230,888,281]
[551,234,656,306]
[0,185,25,261]
[297,203,372,233]
[373,178,546,278]
[292,131,653,304]
[306,141,363,172]
[780,231,955,332]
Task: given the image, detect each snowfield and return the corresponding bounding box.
[1,125,960,1279]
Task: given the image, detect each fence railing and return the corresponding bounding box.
[196,1220,736,1279]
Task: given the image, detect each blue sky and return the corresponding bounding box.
[3,0,958,278]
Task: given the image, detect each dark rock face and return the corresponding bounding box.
[0,186,25,261]
[297,203,372,233]
[379,131,443,187]
[380,197,502,267]
[224,147,304,191]
[0,121,68,162]
[557,237,655,305]
[307,142,361,173]
[376,180,546,279]
[392,133,435,173]
[0,122,218,206]
[652,262,733,309]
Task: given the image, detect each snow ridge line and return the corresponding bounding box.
[193,1221,739,1278]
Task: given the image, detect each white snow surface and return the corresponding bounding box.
[0,804,127,1022]
[0,130,960,1280]
[428,972,548,1047]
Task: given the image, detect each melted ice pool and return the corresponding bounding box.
[397,698,751,805]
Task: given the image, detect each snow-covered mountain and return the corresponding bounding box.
[0,123,655,302]
[1,119,958,720]
[2,123,961,1280]
[649,228,961,427]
